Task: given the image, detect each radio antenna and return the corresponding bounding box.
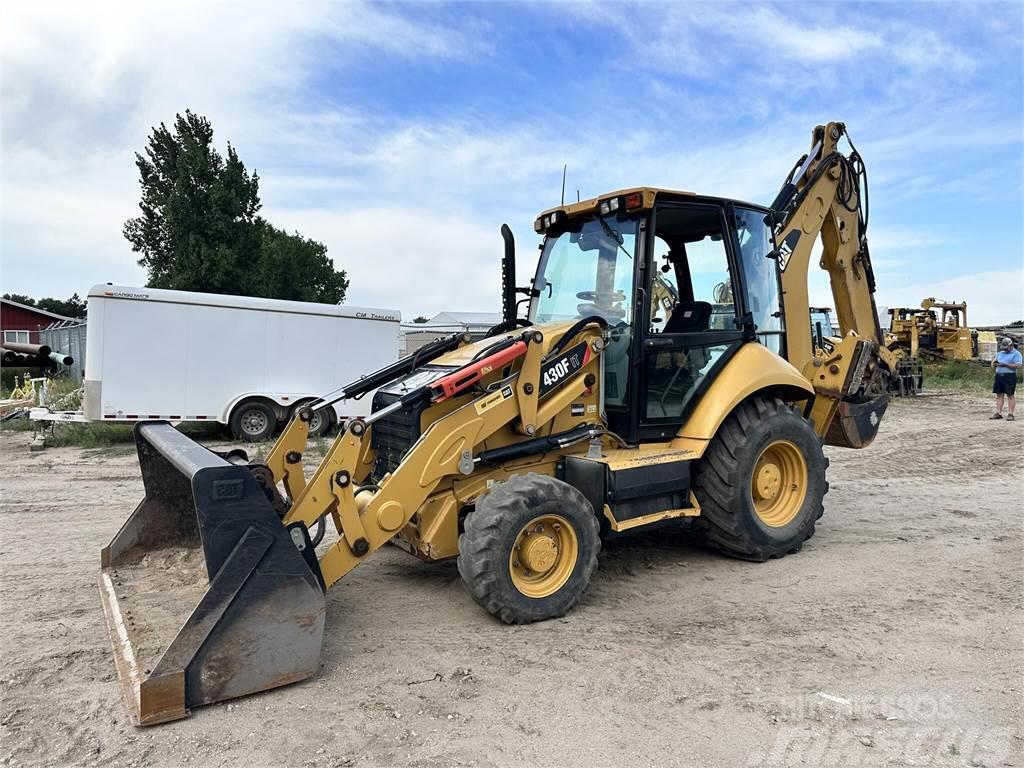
[560,164,567,206]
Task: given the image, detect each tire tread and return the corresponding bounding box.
[692,396,827,562]
[457,473,600,624]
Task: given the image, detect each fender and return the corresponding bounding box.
[671,343,814,456]
[221,391,333,425]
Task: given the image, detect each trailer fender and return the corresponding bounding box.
[221,393,319,425]
[671,343,814,456]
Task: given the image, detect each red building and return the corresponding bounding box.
[0,298,77,345]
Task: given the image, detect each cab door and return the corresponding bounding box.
[637,202,746,441]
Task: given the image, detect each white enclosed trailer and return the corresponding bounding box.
[34,285,401,439]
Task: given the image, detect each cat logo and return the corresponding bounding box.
[777,229,801,272]
[474,385,514,415]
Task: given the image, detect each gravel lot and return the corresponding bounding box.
[1,391,1021,767]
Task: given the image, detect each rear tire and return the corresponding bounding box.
[458,473,600,624]
[230,400,277,441]
[692,396,827,561]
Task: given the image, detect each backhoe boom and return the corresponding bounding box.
[770,122,893,444]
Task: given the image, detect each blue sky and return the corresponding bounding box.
[2,1,1022,324]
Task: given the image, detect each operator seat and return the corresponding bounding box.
[662,301,712,334]
[649,300,714,418]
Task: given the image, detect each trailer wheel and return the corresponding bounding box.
[230,400,277,441]
[298,404,332,437]
[458,473,600,624]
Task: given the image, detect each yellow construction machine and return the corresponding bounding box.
[100,121,896,725]
[887,298,976,361]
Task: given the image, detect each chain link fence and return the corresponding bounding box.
[41,321,87,382]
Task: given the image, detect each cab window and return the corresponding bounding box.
[649,207,736,334]
[643,204,742,426]
[531,212,639,408]
[734,207,783,353]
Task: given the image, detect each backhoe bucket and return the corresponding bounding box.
[824,394,889,449]
[100,422,325,726]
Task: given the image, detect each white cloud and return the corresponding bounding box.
[729,6,882,62]
[892,28,977,74]
[272,206,507,318]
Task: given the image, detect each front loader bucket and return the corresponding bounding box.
[100,422,325,726]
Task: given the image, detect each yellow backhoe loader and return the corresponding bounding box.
[100,121,896,725]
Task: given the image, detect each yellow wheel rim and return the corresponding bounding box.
[751,440,808,527]
[508,515,579,598]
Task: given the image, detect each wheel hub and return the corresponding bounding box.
[751,439,808,527]
[520,534,558,572]
[508,515,579,598]
[755,463,782,501]
[243,411,268,434]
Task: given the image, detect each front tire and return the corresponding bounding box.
[458,473,600,624]
[692,396,827,561]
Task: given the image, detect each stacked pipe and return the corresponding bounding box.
[1,342,73,368]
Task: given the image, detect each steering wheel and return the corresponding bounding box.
[576,290,626,303]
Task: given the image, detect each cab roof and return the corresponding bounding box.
[534,186,767,233]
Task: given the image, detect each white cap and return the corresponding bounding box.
[1000,337,1013,349]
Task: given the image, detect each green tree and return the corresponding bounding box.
[124,110,347,303]
[254,221,349,304]
[413,316,429,323]
[37,293,87,317]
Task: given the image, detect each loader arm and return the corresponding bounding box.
[769,121,894,445]
[264,330,472,499]
[280,324,605,588]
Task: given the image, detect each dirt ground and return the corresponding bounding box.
[1,392,1021,768]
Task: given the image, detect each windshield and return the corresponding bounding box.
[531,213,639,325]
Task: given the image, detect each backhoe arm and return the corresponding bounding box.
[770,122,893,445]
[772,122,884,368]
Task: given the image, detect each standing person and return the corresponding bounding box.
[990,337,1022,421]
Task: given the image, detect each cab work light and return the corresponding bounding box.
[536,210,565,233]
[599,197,620,216]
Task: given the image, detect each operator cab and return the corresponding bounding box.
[530,190,783,443]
